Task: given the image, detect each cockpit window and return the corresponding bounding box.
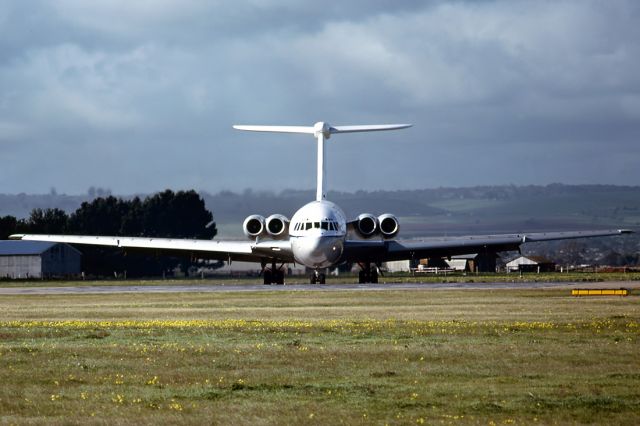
[297,220,341,232]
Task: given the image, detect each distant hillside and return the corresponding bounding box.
[3,184,640,237]
[203,185,640,237]
[3,185,638,265]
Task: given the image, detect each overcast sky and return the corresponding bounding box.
[1,0,639,195]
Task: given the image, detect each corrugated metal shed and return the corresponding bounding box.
[0,240,82,279]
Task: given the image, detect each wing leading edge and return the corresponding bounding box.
[9,229,633,267]
[9,234,294,263]
[341,229,634,263]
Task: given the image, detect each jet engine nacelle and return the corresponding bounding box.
[243,214,266,238]
[378,213,400,238]
[265,214,290,239]
[356,213,378,238]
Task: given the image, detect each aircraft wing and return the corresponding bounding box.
[9,234,294,263]
[341,229,633,263]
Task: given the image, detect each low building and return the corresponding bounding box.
[0,241,81,279]
[506,255,556,273]
[445,254,477,272]
[426,253,499,273]
[384,260,412,273]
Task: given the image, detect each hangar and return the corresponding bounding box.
[0,241,81,279]
[506,255,556,273]
[385,253,501,273]
[418,253,500,273]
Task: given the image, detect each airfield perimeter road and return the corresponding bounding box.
[1,280,639,295]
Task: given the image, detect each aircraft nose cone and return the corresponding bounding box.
[293,236,343,268]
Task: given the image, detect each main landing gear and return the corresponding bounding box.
[309,270,326,284]
[358,262,379,284]
[262,260,285,285]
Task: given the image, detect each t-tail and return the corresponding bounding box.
[233,122,412,201]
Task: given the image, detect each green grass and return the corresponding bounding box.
[2,271,640,288]
[0,289,638,425]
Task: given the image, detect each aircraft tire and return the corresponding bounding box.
[263,270,272,285]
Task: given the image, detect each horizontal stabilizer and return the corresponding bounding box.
[232,125,315,134]
[330,124,412,134]
[233,122,412,137]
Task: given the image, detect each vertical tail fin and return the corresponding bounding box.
[233,122,412,201]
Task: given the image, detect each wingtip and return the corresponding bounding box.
[8,234,24,240]
[619,229,634,234]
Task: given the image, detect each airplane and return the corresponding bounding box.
[10,121,633,284]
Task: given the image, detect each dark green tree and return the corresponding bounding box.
[141,190,216,239]
[60,190,216,277]
[26,208,69,234]
[120,196,144,236]
[0,215,21,239]
[139,190,216,275]
[68,196,130,235]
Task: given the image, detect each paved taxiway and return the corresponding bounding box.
[0,281,638,295]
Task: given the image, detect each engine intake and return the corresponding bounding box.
[265,214,290,239]
[378,213,400,238]
[243,215,265,238]
[356,213,378,238]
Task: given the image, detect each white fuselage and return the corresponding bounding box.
[288,200,347,268]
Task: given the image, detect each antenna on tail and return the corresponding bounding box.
[233,122,412,201]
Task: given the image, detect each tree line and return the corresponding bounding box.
[0,190,217,277]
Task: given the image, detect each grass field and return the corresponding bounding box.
[2,271,640,288]
[0,288,638,425]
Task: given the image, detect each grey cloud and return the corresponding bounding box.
[1,0,639,195]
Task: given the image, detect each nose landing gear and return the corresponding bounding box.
[310,270,326,284]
